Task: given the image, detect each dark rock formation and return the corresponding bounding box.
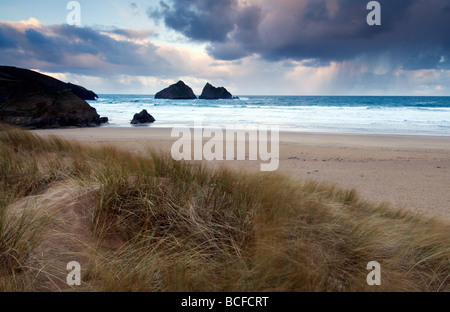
[0,66,103,129]
[131,110,156,125]
[199,83,233,100]
[155,81,197,100]
[99,117,109,124]
[0,90,101,129]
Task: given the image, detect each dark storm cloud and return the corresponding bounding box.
[0,27,17,48]
[150,0,237,42]
[150,0,450,70]
[0,22,170,76]
[24,28,64,63]
[25,28,53,46]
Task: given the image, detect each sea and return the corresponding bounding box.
[87,95,450,136]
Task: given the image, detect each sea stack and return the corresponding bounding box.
[155,81,197,100]
[0,66,104,129]
[199,83,233,100]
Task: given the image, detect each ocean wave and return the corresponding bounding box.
[91,95,450,135]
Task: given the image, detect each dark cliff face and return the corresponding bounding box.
[155,81,197,100]
[0,90,101,129]
[0,66,98,102]
[0,66,102,129]
[199,83,233,100]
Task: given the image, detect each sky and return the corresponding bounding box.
[1,0,450,95]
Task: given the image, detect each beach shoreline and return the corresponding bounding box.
[32,127,450,220]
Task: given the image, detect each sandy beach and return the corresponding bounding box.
[32,127,450,220]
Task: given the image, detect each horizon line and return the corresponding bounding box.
[93,93,450,97]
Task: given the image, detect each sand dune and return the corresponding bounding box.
[8,181,98,291]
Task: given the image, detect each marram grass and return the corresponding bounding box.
[0,123,448,292]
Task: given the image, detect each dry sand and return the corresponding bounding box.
[32,127,450,221]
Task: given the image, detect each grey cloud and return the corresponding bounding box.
[24,28,64,63]
[110,28,153,39]
[206,41,250,61]
[0,22,171,77]
[151,0,450,70]
[0,27,17,48]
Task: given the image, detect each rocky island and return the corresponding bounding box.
[0,66,105,129]
[155,80,197,100]
[199,83,234,100]
[154,80,237,100]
